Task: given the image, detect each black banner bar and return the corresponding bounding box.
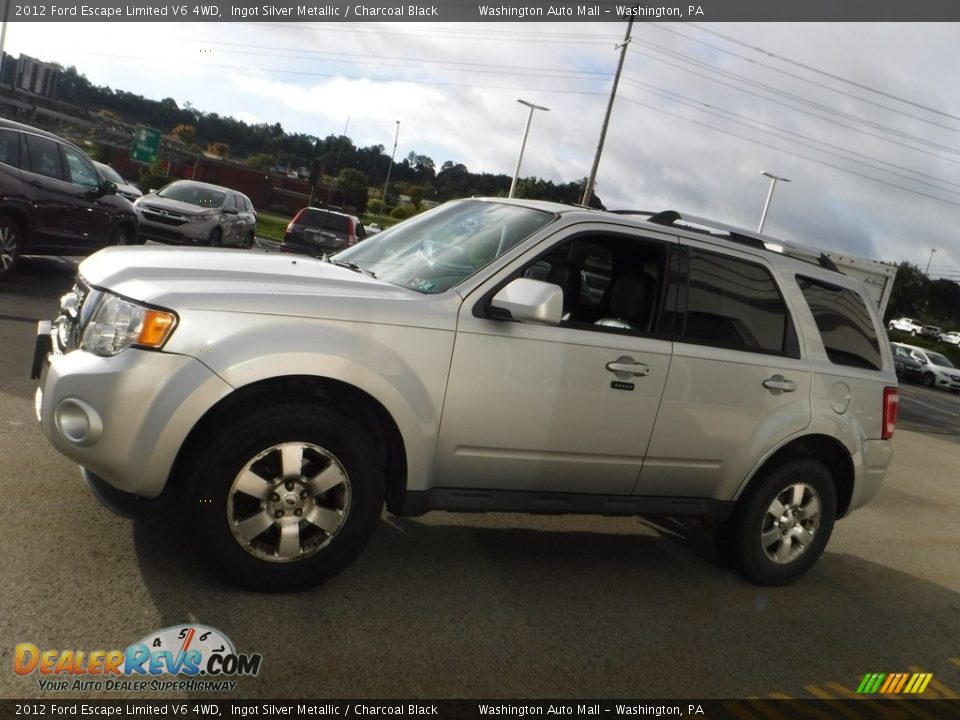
[3,699,960,720]
[7,0,960,22]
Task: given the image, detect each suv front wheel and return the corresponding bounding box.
[717,458,836,585]
[179,400,384,591]
[0,216,21,280]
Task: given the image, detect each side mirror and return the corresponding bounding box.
[100,181,118,197]
[489,278,562,326]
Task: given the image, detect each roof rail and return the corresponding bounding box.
[612,209,841,273]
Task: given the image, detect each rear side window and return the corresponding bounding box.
[679,247,795,356]
[24,135,64,181]
[0,129,20,167]
[798,276,882,370]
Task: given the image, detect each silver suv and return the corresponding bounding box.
[135,180,257,248]
[33,199,898,590]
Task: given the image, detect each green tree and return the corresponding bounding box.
[886,262,929,321]
[245,153,275,171]
[337,168,370,212]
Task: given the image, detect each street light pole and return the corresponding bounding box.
[509,99,549,198]
[379,120,399,225]
[926,248,937,275]
[757,170,791,233]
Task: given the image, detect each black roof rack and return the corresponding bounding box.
[611,209,841,273]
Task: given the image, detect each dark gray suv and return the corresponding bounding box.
[0,118,137,280]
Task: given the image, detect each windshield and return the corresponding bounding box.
[335,199,555,293]
[158,181,226,209]
[928,351,955,368]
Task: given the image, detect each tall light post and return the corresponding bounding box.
[379,120,399,225]
[509,99,549,198]
[757,170,790,233]
[926,248,937,275]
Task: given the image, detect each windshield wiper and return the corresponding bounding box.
[326,257,377,278]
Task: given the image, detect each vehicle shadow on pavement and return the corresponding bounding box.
[131,505,960,699]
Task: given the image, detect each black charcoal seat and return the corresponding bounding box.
[545,261,582,320]
[595,271,656,330]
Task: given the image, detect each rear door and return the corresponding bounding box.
[638,244,812,499]
[20,134,113,252]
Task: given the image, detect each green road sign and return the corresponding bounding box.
[131,126,161,164]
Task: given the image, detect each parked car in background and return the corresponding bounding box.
[891,342,923,383]
[921,324,942,339]
[281,207,366,257]
[887,317,924,335]
[939,331,960,345]
[35,199,898,591]
[0,118,138,280]
[898,343,960,391]
[135,180,257,248]
[93,161,142,203]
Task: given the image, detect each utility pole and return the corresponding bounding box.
[379,120,400,225]
[925,248,937,276]
[581,17,633,207]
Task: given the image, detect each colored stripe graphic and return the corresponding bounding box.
[857,672,933,694]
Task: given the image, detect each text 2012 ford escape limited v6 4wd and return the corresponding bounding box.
[33,199,898,590]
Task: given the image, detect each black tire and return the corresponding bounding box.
[0,216,22,280]
[178,400,384,591]
[717,458,836,586]
[923,372,935,387]
[244,231,255,250]
[207,227,223,248]
[110,223,134,246]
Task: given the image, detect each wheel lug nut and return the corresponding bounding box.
[300,491,309,499]
[270,493,280,501]
[285,482,294,491]
[294,509,303,517]
[275,510,285,518]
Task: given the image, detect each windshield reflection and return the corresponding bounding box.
[335,199,555,293]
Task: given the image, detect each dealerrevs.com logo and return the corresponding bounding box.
[14,625,262,693]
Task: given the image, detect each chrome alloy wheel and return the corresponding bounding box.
[0,223,17,270]
[760,482,821,564]
[227,442,351,563]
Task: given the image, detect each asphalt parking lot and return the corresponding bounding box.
[1,252,959,701]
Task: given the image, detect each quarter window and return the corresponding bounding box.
[798,276,882,370]
[680,248,793,355]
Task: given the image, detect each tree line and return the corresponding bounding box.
[55,65,604,211]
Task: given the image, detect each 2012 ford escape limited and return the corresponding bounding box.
[33,199,898,590]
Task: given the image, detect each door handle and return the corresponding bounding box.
[606,359,650,378]
[763,375,797,393]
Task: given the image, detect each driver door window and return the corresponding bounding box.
[61,146,102,191]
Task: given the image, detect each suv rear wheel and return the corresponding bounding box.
[0,216,21,280]
[717,458,836,585]
[179,400,384,591]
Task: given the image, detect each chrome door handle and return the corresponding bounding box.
[606,360,650,377]
[763,375,797,393]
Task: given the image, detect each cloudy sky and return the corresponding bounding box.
[6,21,960,277]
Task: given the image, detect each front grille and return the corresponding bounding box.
[140,204,190,227]
[53,278,91,354]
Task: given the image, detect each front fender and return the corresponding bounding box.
[165,311,456,491]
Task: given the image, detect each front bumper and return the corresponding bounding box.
[35,322,234,499]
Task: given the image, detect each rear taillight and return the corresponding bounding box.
[882,386,899,440]
[287,210,305,233]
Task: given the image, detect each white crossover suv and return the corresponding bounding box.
[33,200,898,590]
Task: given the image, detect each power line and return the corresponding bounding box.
[646,24,960,135]
[688,23,960,123]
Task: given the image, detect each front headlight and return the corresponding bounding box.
[80,294,177,357]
